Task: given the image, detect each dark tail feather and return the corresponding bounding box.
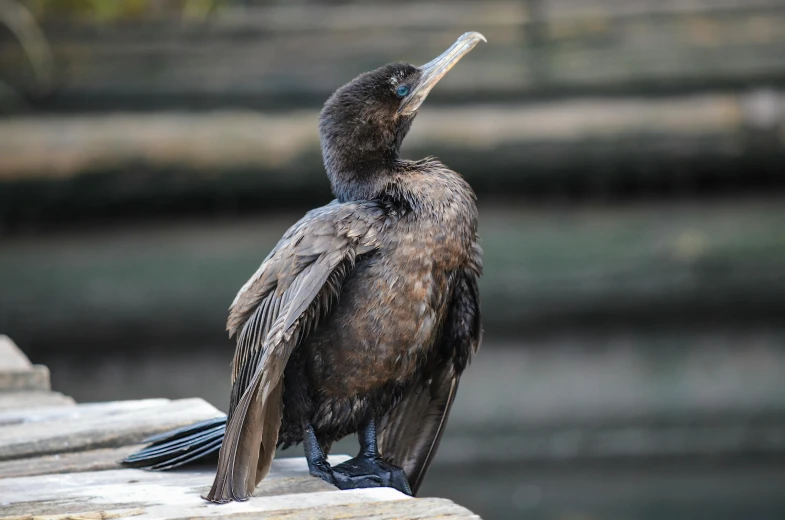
[122,416,227,470]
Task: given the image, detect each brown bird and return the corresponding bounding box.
[123,32,485,503]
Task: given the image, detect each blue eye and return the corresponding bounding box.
[395,85,410,98]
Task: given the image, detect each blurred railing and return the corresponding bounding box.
[2,1,784,202]
[2,0,785,109]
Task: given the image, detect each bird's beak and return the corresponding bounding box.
[398,31,486,116]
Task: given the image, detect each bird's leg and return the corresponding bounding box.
[303,422,383,490]
[331,417,413,496]
[303,423,336,484]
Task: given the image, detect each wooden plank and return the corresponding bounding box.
[0,391,74,411]
[0,398,223,461]
[0,365,50,392]
[0,442,329,487]
[0,448,338,496]
[168,498,480,519]
[0,398,170,425]
[0,336,31,369]
[0,336,51,392]
[0,445,140,478]
[0,458,420,518]
[0,456,339,497]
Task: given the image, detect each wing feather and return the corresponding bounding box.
[206,202,385,503]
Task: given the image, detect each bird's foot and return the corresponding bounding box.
[331,455,412,496]
[302,420,411,495]
[307,457,383,489]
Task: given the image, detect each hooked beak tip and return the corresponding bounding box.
[468,31,487,43]
[398,31,486,115]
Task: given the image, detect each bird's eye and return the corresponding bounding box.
[395,85,410,98]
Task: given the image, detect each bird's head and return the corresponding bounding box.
[319,32,486,201]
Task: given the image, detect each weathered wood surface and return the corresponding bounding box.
[0,456,343,504]
[179,498,480,520]
[0,335,51,391]
[0,455,479,518]
[0,460,421,518]
[0,397,223,460]
[0,444,141,478]
[0,364,49,392]
[0,336,31,370]
[0,457,478,519]
[3,0,785,108]
[0,391,74,411]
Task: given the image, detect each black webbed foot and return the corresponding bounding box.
[303,425,384,489]
[302,418,412,495]
[332,455,412,495]
[332,416,412,495]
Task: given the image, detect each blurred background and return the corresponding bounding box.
[1,0,785,518]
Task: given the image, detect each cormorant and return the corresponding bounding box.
[123,32,485,503]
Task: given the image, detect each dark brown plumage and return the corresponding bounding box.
[122,32,485,503]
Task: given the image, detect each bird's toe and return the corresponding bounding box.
[331,456,412,495]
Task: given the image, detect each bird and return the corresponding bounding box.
[122,31,485,503]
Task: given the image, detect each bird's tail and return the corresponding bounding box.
[121,416,226,470]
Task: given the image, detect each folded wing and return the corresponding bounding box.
[206,201,386,503]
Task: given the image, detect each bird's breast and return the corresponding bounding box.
[304,218,464,400]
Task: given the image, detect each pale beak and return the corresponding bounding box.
[398,31,486,115]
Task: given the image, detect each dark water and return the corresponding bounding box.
[422,463,785,520]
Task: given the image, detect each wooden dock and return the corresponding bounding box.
[0,335,479,519]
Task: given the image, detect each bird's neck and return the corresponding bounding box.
[324,152,399,203]
[321,126,409,202]
[320,116,415,202]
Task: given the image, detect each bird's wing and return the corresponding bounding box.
[377,256,482,495]
[206,201,386,503]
